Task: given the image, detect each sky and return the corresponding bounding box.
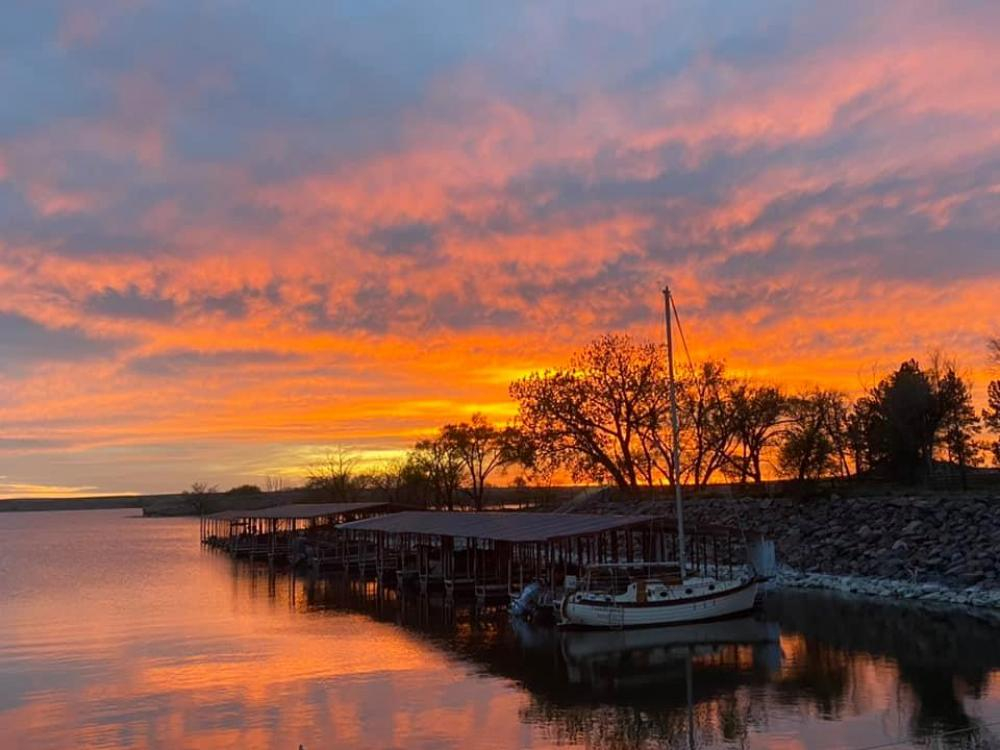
[1,0,998,497]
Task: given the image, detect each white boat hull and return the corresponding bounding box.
[560,579,760,629]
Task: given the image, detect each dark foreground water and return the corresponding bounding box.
[1,510,999,750]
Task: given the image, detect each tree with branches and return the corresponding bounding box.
[411,435,464,510]
[724,382,788,483]
[364,459,407,503]
[678,360,740,488]
[853,360,941,483]
[982,381,1000,467]
[306,447,365,501]
[983,337,1000,467]
[510,334,673,491]
[441,413,526,511]
[262,475,290,493]
[934,364,981,487]
[183,481,219,516]
[778,390,847,481]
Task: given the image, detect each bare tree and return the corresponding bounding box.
[411,436,464,510]
[990,336,1000,367]
[724,382,788,483]
[441,413,524,510]
[678,360,738,489]
[778,391,847,481]
[306,447,365,501]
[263,475,290,493]
[367,458,422,503]
[510,334,672,491]
[183,482,219,516]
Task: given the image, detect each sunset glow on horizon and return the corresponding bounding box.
[2,1,999,496]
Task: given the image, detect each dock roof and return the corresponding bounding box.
[208,502,390,521]
[337,511,660,543]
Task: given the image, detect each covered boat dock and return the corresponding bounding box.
[337,511,747,601]
[201,502,393,565]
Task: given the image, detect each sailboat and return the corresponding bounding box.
[558,286,764,629]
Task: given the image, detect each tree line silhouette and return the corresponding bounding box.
[510,334,998,490]
[350,334,1000,505]
[253,334,1000,508]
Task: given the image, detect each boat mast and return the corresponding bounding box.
[663,286,687,581]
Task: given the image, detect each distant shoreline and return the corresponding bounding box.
[0,496,146,513]
[0,486,584,516]
[0,488,337,516]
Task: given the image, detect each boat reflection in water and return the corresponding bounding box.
[514,615,781,750]
[284,567,1000,750]
[512,615,781,749]
[548,617,780,690]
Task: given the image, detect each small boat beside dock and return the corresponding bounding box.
[557,563,761,628]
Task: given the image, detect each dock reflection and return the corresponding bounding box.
[230,562,1000,749]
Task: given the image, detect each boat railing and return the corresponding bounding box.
[585,561,683,572]
[581,562,685,594]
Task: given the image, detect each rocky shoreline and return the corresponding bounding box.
[561,490,1000,610]
[772,569,1000,614]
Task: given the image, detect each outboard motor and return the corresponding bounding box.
[510,580,544,619]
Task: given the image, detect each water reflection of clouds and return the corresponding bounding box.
[0,516,540,748]
[3,641,535,748]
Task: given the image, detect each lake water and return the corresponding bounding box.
[1,509,998,750]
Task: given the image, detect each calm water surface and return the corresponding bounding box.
[1,509,998,750]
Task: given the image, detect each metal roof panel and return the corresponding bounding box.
[337,511,661,542]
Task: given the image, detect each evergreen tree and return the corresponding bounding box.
[853,360,941,483]
[982,380,1000,467]
[935,367,981,487]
